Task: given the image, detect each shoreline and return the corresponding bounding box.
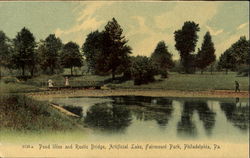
[28,89,249,99]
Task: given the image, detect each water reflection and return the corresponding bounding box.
[84,103,132,132]
[177,101,216,137]
[111,96,174,128]
[220,98,249,131]
[51,96,249,141]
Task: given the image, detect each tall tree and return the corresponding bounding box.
[40,34,62,74]
[61,42,83,76]
[102,18,132,80]
[217,36,249,73]
[151,41,174,78]
[82,30,103,74]
[230,36,249,66]
[217,48,235,74]
[0,31,12,78]
[13,27,36,76]
[174,21,200,73]
[196,32,216,74]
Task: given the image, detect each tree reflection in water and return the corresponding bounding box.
[177,101,216,137]
[112,96,173,128]
[220,98,249,132]
[84,103,132,132]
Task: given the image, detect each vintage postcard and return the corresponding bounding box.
[0,1,249,158]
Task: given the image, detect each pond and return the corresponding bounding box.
[51,96,249,143]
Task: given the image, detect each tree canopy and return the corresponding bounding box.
[61,41,83,76]
[0,31,12,77]
[131,56,156,85]
[174,21,200,73]
[82,30,103,74]
[40,34,63,74]
[82,18,132,80]
[12,27,36,76]
[218,36,249,73]
[196,32,216,73]
[151,41,174,78]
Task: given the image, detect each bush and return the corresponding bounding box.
[131,56,157,85]
[2,77,19,84]
[237,65,249,77]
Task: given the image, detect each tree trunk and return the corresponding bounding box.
[201,69,203,74]
[112,68,116,81]
[22,65,25,76]
[71,67,73,76]
[226,69,228,74]
[0,66,2,79]
[30,68,34,77]
[50,65,54,75]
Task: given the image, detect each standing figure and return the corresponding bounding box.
[235,81,240,92]
[48,79,54,88]
[65,77,69,86]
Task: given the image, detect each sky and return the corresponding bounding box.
[0,1,249,59]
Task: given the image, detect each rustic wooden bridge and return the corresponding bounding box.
[38,80,105,90]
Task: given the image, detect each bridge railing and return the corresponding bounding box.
[36,80,105,88]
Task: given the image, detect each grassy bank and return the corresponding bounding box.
[0,94,83,131]
[108,72,249,91]
[19,72,248,91]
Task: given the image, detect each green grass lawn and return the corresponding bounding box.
[108,72,249,91]
[0,94,82,131]
[1,71,248,92]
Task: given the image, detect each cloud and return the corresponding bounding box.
[127,16,176,58]
[237,22,249,30]
[206,25,223,36]
[155,3,219,30]
[215,33,248,57]
[54,2,113,43]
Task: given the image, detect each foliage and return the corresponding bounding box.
[82,18,132,80]
[151,41,174,78]
[0,94,79,131]
[196,32,216,73]
[40,34,63,74]
[61,41,83,76]
[174,21,200,73]
[218,36,249,73]
[131,56,156,85]
[84,103,131,131]
[12,27,36,76]
[82,30,103,74]
[0,31,13,77]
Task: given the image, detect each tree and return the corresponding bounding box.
[174,21,200,73]
[196,32,216,74]
[102,18,132,80]
[151,41,174,78]
[0,31,12,78]
[217,36,249,74]
[82,30,103,74]
[12,27,36,76]
[131,56,156,85]
[217,48,235,74]
[40,34,62,74]
[230,36,249,66]
[61,42,83,76]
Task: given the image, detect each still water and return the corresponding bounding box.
[51,96,249,143]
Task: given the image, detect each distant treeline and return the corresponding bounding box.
[0,18,249,84]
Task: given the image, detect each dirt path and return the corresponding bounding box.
[28,89,249,99]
